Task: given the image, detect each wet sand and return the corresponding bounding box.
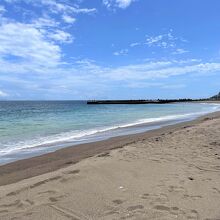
[0,111,220,219]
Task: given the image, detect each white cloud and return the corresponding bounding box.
[48,30,73,43]
[172,48,189,55]
[126,82,186,89]
[40,0,97,15]
[2,0,96,21]
[71,8,97,14]
[108,62,220,80]
[3,0,97,13]
[103,0,112,9]
[0,90,8,97]
[128,31,188,55]
[0,0,95,75]
[126,82,163,88]
[162,84,186,89]
[0,21,61,70]
[62,15,76,24]
[2,58,220,99]
[145,32,177,48]
[116,0,134,9]
[130,42,141,47]
[32,17,59,28]
[75,59,220,81]
[103,0,135,9]
[0,5,6,13]
[143,30,189,52]
[171,58,201,64]
[146,35,163,46]
[113,49,128,56]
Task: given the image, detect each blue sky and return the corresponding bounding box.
[0,0,220,100]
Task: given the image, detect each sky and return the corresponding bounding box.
[0,0,220,100]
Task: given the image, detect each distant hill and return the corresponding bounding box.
[210,92,220,100]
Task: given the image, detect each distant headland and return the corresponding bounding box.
[210,92,220,100]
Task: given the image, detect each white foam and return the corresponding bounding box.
[1,103,220,156]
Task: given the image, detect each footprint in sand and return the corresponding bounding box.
[0,200,21,208]
[210,141,220,146]
[0,199,32,211]
[212,187,220,194]
[97,152,111,157]
[112,199,124,205]
[141,193,168,205]
[187,209,199,219]
[60,169,80,182]
[64,169,80,175]
[127,205,144,211]
[153,205,170,212]
[140,193,150,199]
[153,205,184,217]
[49,197,60,202]
[168,185,185,193]
[25,199,34,206]
[0,210,8,214]
[30,176,62,189]
[38,190,57,195]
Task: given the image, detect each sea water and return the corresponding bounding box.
[0,101,219,164]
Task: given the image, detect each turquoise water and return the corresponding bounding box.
[0,101,219,164]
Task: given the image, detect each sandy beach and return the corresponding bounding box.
[0,111,220,219]
[2,0,220,219]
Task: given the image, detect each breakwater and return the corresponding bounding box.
[87,99,206,105]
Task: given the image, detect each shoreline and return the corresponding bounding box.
[1,102,219,165]
[0,110,220,186]
[0,110,211,165]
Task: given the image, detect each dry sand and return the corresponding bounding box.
[0,112,220,219]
